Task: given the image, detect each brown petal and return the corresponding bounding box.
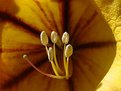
[94,0,121,90]
[71,42,115,91]
[0,0,69,90]
[69,0,116,90]
[0,21,47,89]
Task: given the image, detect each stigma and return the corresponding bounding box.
[23,31,73,79]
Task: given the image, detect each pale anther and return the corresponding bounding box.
[40,31,48,45]
[48,47,54,62]
[65,44,73,58]
[62,32,69,44]
[51,31,58,43]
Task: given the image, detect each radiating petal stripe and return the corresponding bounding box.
[62,0,69,32]
[74,41,116,51]
[0,11,40,38]
[33,1,54,32]
[68,78,74,91]
[71,41,116,91]
[32,0,64,36]
[0,47,44,53]
[70,11,97,41]
[0,45,44,53]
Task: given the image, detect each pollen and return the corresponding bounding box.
[23,31,73,79]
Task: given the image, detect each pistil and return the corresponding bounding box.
[23,54,65,79]
[62,32,70,78]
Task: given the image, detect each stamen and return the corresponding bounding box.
[40,31,48,46]
[62,32,69,44]
[62,32,70,79]
[65,44,73,79]
[51,31,63,74]
[23,31,73,79]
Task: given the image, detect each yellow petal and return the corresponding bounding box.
[0,0,117,91]
[0,21,48,89]
[69,0,116,90]
[0,0,63,35]
[0,0,68,90]
[94,0,121,91]
[1,61,70,91]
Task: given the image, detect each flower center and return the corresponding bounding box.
[23,31,73,79]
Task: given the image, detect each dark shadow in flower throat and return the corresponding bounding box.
[68,78,74,91]
[62,0,69,33]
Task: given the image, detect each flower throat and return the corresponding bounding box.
[23,31,73,79]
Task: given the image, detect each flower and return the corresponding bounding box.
[0,0,116,91]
